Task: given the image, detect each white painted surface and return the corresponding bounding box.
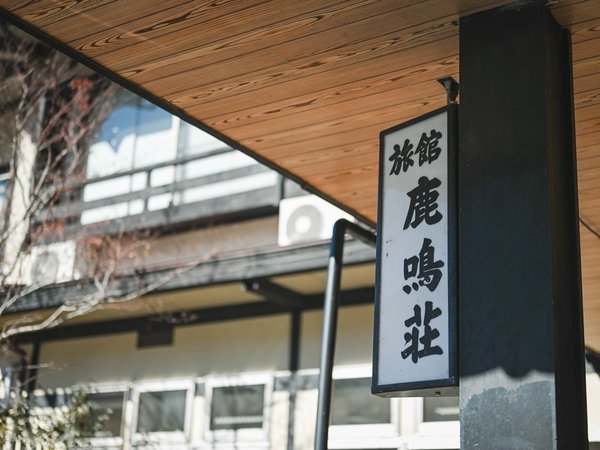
[378,110,451,387]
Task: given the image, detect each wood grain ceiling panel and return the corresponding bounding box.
[222,80,450,143]
[163,18,458,111]
[99,0,402,80]
[0,0,599,349]
[199,55,459,132]
[7,1,118,26]
[73,0,344,61]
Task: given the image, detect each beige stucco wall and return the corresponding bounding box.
[36,302,376,388]
[300,304,375,369]
[37,314,290,388]
[115,216,280,273]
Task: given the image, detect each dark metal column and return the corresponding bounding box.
[459,3,587,449]
[26,341,41,394]
[287,311,301,450]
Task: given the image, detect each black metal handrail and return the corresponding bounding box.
[314,219,376,450]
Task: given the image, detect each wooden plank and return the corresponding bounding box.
[69,0,337,58]
[200,55,459,132]
[573,54,600,79]
[578,191,600,205]
[578,148,600,160]
[578,171,600,186]
[76,0,394,67]
[237,93,447,151]
[93,0,505,81]
[576,116,600,136]
[579,213,600,225]
[4,0,121,27]
[579,199,600,211]
[553,0,600,27]
[575,102,600,122]
[328,184,378,200]
[328,192,378,211]
[575,86,600,108]
[577,151,600,169]
[153,9,459,103]
[274,141,375,174]
[303,162,378,185]
[184,38,458,121]
[305,164,378,190]
[213,77,450,142]
[267,129,379,165]
[296,152,378,178]
[578,198,600,211]
[572,36,600,62]
[579,185,600,196]
[578,186,600,198]
[191,43,600,130]
[570,16,600,44]
[26,0,208,41]
[574,71,600,94]
[576,129,600,148]
[78,0,360,70]
[575,111,600,129]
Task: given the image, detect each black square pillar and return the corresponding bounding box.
[459,2,587,449]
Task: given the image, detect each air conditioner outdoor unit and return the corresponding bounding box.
[29,240,77,285]
[278,195,354,247]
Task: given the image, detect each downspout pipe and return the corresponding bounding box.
[314,219,376,450]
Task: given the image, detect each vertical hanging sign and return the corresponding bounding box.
[373,105,458,397]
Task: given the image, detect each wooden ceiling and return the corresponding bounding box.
[0,0,599,348]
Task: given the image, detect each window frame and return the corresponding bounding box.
[0,165,11,215]
[131,379,195,446]
[29,383,129,449]
[82,102,180,224]
[417,396,460,432]
[81,383,129,448]
[328,365,399,450]
[405,396,459,450]
[204,372,273,445]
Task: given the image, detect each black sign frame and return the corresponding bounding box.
[372,104,459,398]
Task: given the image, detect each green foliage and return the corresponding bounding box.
[0,390,104,449]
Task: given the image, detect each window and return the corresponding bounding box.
[83,96,178,224]
[137,389,187,433]
[210,384,265,430]
[332,377,390,426]
[29,386,127,448]
[80,90,277,226]
[132,380,194,445]
[0,166,10,226]
[86,391,125,437]
[410,396,460,450]
[328,366,398,450]
[205,374,272,444]
[423,396,459,423]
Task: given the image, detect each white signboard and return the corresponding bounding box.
[373,105,457,397]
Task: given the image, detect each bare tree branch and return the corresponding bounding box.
[0,22,203,343]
